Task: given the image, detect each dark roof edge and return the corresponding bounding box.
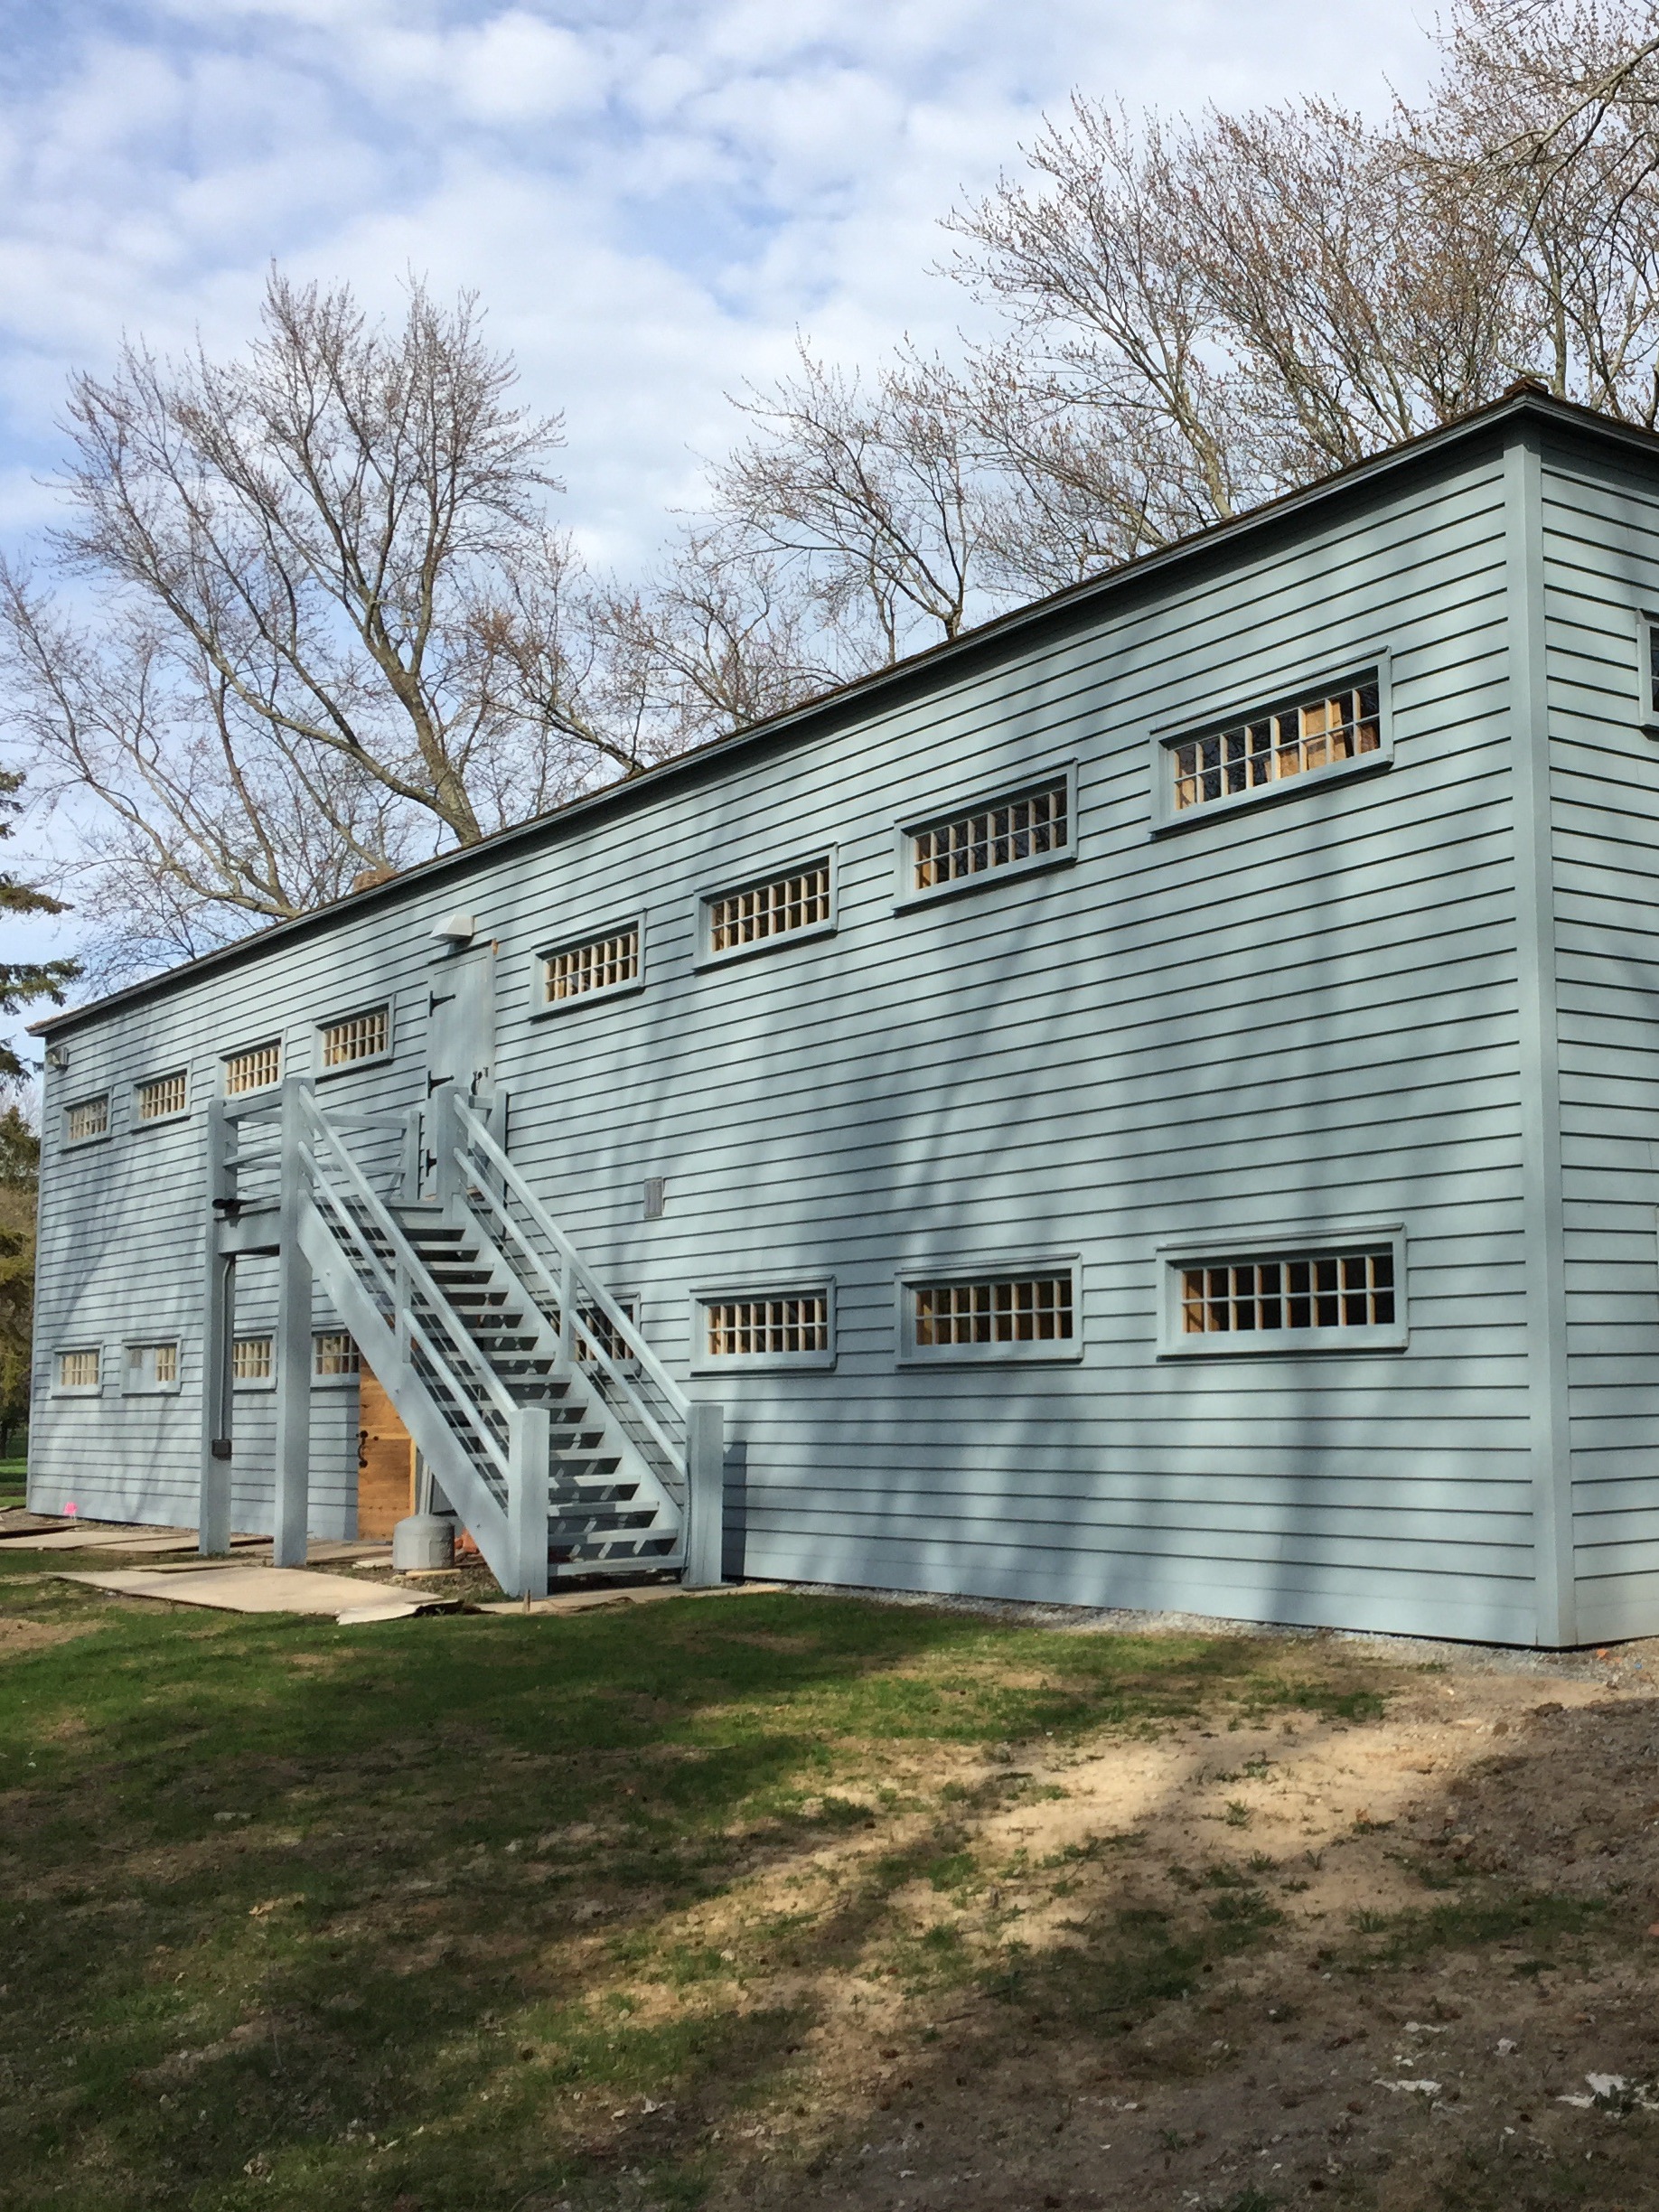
[30,384,1642,1038]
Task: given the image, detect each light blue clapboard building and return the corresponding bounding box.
[28,386,1659,1646]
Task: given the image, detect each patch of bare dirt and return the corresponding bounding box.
[0,1616,98,1658]
[620,1653,1659,2211]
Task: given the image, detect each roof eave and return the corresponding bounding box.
[30,384,1641,1039]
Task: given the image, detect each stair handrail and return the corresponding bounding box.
[452,1097,691,1423]
[296,1095,521,1439]
[299,1163,518,1479]
[441,1159,689,1503]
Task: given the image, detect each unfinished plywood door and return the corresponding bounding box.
[356,1367,415,1539]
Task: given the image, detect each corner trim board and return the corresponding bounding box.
[1506,427,1578,1649]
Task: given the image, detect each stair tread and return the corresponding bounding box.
[315,1151,689,1595]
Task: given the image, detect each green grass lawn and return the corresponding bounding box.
[0,1455,25,1510]
[0,1551,1645,2212]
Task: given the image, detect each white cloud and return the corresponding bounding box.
[0,0,1453,1040]
[0,0,1445,572]
[450,13,607,122]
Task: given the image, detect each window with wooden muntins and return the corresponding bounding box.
[64,1095,109,1142]
[914,1274,1073,1346]
[708,863,830,954]
[312,1331,360,1376]
[56,1348,99,1388]
[544,927,639,1004]
[321,1007,389,1067]
[224,1041,282,1094]
[137,1072,187,1121]
[1181,1249,1394,1336]
[127,1342,178,1388]
[705,1296,829,1357]
[232,1336,273,1382]
[912,780,1069,891]
[1172,679,1381,812]
[575,1299,639,1369]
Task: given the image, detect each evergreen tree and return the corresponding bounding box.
[0,771,77,1454]
[0,768,75,1083]
[0,1105,39,1450]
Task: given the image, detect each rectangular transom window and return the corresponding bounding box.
[224,1040,282,1095]
[705,1295,829,1358]
[64,1094,109,1143]
[313,1331,360,1378]
[912,779,1069,892]
[232,1335,273,1383]
[126,1342,179,1391]
[136,1071,188,1121]
[1171,677,1382,814]
[321,1007,389,1068]
[707,861,830,956]
[55,1347,100,1390]
[544,926,639,1006]
[1181,1249,1394,1336]
[1158,1231,1407,1356]
[914,1274,1074,1349]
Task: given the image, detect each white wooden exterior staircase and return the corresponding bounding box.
[199,1081,723,1596]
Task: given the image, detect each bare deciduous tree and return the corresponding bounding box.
[701,344,1003,671]
[0,272,652,963]
[700,1,1659,647]
[1430,0,1659,421]
[593,533,840,744]
[20,0,1659,970]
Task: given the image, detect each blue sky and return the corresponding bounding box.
[0,0,1440,1041]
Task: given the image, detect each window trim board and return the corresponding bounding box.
[1148,649,1394,835]
[1638,609,1659,729]
[891,759,1078,914]
[895,1251,1083,1366]
[688,1275,838,1373]
[1153,1223,1409,1358]
[693,848,839,971]
[528,913,646,1020]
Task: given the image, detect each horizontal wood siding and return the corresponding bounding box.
[32,437,1536,1633]
[1543,435,1659,1638]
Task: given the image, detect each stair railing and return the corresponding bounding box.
[445,1093,692,1505]
[293,1085,548,1594]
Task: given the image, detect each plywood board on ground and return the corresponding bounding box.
[0,1513,77,1538]
[57,1565,461,1623]
[2,1527,265,1553]
[478,1582,784,1617]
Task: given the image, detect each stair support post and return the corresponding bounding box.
[508,1403,550,1599]
[272,1079,314,1569]
[684,1401,726,1588]
[428,1083,460,1205]
[198,1094,235,1558]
